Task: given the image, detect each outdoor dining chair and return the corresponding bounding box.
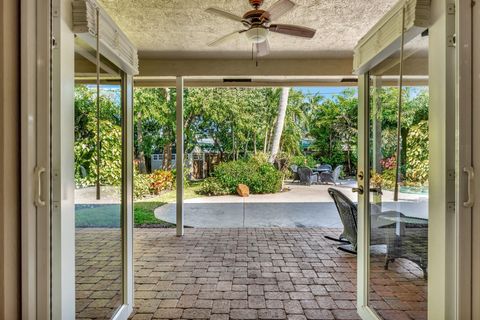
[290,164,300,183]
[320,165,343,185]
[297,166,318,186]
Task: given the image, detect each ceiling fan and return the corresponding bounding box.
[206,0,316,57]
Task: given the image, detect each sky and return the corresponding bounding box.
[297,86,357,97]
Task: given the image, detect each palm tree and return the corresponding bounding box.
[269,87,290,163]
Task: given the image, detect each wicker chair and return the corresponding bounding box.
[320,165,343,185]
[297,166,318,185]
[326,188,428,278]
[325,188,359,252]
[290,165,300,183]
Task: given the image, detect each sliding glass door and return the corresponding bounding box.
[356,29,430,320]
[72,35,133,320]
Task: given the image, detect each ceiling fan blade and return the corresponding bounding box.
[256,39,270,57]
[261,0,295,21]
[208,31,242,47]
[205,7,243,22]
[269,24,316,38]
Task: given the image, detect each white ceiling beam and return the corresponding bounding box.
[134,79,358,88]
[138,58,355,77]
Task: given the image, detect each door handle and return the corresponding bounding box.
[463,166,474,208]
[34,166,46,207]
[352,186,364,195]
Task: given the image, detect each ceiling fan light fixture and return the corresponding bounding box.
[245,27,269,43]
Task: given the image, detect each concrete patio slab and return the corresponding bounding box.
[155,184,428,228]
[156,202,343,228]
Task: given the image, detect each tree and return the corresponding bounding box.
[133,88,165,173]
[309,89,358,175]
[269,87,290,163]
[74,85,122,187]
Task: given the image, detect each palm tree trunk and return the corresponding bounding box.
[267,126,274,153]
[269,88,290,163]
[263,127,269,153]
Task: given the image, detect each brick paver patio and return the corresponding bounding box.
[76,228,427,320]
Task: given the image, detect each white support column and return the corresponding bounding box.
[176,76,184,236]
[123,73,134,314]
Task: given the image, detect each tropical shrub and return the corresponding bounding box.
[149,170,174,194]
[134,170,153,199]
[381,169,397,190]
[246,162,283,194]
[75,120,122,187]
[370,172,383,189]
[406,121,429,185]
[199,158,283,195]
[290,155,317,168]
[199,177,229,196]
[74,85,123,188]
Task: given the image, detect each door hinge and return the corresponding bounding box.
[51,36,57,49]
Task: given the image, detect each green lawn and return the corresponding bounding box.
[134,182,202,227]
[75,183,203,228]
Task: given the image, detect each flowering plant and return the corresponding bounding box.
[380,156,396,170]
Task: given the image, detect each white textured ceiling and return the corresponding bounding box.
[98,0,398,59]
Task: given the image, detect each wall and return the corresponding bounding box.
[0,0,21,318]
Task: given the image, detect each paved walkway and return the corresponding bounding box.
[155,184,428,228]
[75,228,427,320]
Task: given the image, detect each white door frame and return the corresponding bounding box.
[427,0,457,318]
[22,0,135,317]
[20,0,52,318]
[51,0,76,317]
[356,74,375,320]
[456,0,473,318]
[356,0,458,318]
[470,0,480,318]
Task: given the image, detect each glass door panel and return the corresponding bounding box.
[366,33,429,319]
[74,38,125,319]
